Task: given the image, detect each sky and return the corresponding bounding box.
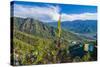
[11,1,97,22]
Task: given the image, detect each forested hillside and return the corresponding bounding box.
[11,17,97,65]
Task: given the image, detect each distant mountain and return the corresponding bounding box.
[13,17,56,38]
[47,20,97,39]
[12,17,86,41]
[47,20,97,34]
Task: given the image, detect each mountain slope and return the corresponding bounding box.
[12,17,84,41]
[47,20,97,40]
[13,17,56,39]
[11,17,97,65]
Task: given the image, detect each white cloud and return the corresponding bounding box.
[13,4,60,22]
[61,13,97,21]
[13,4,97,22]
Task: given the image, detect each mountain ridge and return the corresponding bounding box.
[12,17,87,41]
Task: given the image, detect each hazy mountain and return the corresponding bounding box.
[12,17,86,41]
[47,20,97,39]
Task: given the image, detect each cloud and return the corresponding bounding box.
[13,4,60,22]
[61,13,97,21]
[13,4,97,22]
